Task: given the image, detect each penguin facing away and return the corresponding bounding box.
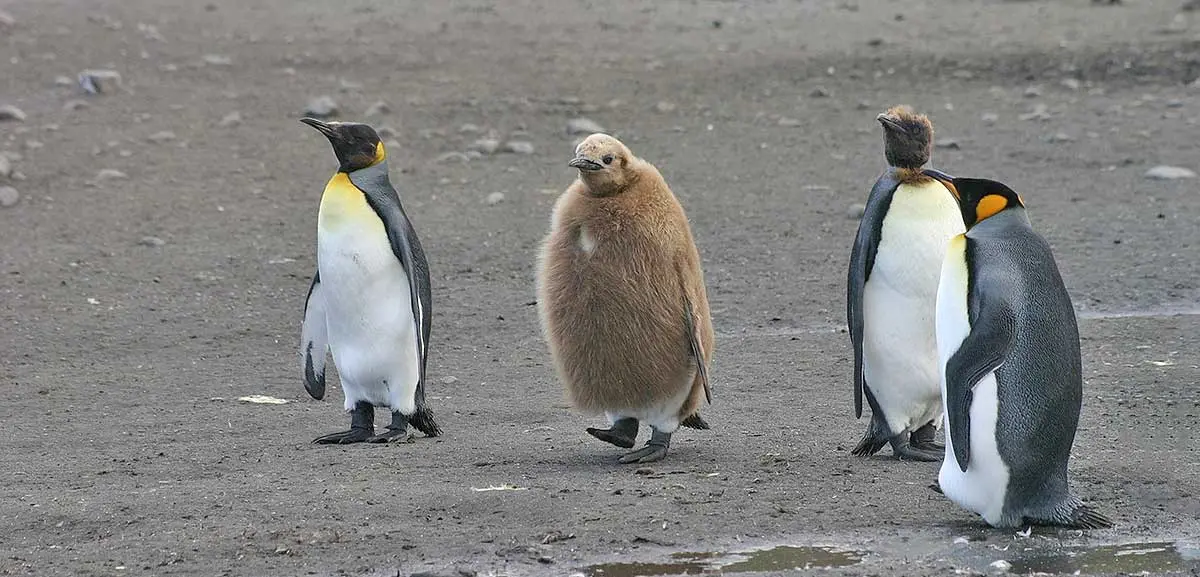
[934,176,1112,529]
[847,106,966,461]
[536,133,714,464]
[299,118,440,444]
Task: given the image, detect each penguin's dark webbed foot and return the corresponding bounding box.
[313,401,374,445]
[618,429,671,464]
[366,411,413,444]
[893,443,943,462]
[910,422,945,452]
[313,428,373,444]
[587,417,638,449]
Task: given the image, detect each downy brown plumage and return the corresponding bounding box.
[536,133,713,464]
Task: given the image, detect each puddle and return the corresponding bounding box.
[582,545,866,576]
[1008,541,1200,575]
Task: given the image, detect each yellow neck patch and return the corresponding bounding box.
[975,194,1009,222]
[319,172,373,229]
[372,141,387,165]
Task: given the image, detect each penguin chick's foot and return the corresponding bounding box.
[618,429,671,464]
[587,417,639,449]
[910,422,945,452]
[313,401,375,444]
[367,411,413,444]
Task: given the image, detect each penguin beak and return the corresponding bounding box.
[300,117,340,140]
[876,113,905,133]
[568,156,604,171]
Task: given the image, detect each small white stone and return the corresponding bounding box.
[469,139,500,155]
[1144,165,1196,180]
[654,101,676,113]
[96,168,128,180]
[485,192,505,205]
[202,54,233,66]
[138,236,166,247]
[0,104,27,122]
[304,95,338,118]
[502,140,535,154]
[146,130,176,143]
[777,117,802,127]
[217,111,242,128]
[0,186,19,208]
[989,559,1011,572]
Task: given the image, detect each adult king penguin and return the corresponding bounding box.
[536,133,714,464]
[847,106,965,461]
[298,118,440,444]
[934,176,1112,529]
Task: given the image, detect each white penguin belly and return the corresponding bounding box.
[936,236,1010,525]
[317,183,420,414]
[606,379,693,434]
[861,179,964,434]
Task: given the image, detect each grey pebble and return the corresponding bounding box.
[0,155,10,178]
[24,140,44,150]
[485,192,505,205]
[458,123,481,134]
[981,112,999,124]
[502,141,535,155]
[777,117,802,127]
[1144,165,1197,180]
[96,168,129,180]
[138,236,166,247]
[78,69,123,95]
[935,139,961,149]
[63,99,89,111]
[54,76,74,87]
[218,111,242,128]
[566,117,605,135]
[0,104,27,122]
[0,10,15,28]
[304,95,338,118]
[1019,104,1051,121]
[364,100,390,117]
[434,151,470,164]
[1023,85,1043,98]
[469,139,500,155]
[654,101,676,113]
[847,203,866,219]
[1060,78,1082,91]
[1047,132,1075,143]
[146,130,176,143]
[0,186,18,208]
[202,54,233,66]
[440,376,459,384]
[809,86,831,98]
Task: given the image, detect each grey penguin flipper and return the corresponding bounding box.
[944,284,1016,472]
[847,169,901,419]
[348,166,441,437]
[300,270,328,400]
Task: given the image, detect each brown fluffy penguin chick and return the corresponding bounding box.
[536,133,715,464]
[877,105,935,183]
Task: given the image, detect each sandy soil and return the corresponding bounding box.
[1,1,1198,576]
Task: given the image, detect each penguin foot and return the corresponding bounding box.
[893,444,943,462]
[366,411,412,443]
[587,417,639,449]
[618,429,671,464]
[366,429,413,444]
[910,422,944,452]
[312,427,373,444]
[313,401,374,445]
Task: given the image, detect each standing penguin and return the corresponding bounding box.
[935,177,1112,529]
[536,133,714,464]
[298,118,440,444]
[847,106,966,461]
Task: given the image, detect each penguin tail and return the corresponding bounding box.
[680,413,710,430]
[850,421,889,457]
[409,406,442,438]
[1064,504,1114,530]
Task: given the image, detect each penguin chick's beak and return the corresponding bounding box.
[876,113,905,133]
[569,156,604,171]
[300,117,339,140]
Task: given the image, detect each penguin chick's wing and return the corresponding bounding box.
[300,271,328,400]
[685,300,711,403]
[945,268,1016,472]
[847,169,902,418]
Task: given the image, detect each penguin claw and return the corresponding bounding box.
[894,444,943,462]
[587,427,637,449]
[618,444,668,464]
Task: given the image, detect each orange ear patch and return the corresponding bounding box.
[975,194,1009,222]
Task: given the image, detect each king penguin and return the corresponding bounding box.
[847,106,965,461]
[934,176,1112,529]
[298,118,441,444]
[536,133,714,464]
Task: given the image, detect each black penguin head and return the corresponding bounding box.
[301,118,385,173]
[877,105,933,169]
[951,177,1026,229]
